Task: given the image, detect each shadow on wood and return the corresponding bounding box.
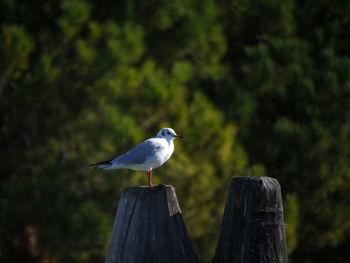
[213,177,288,263]
[104,184,198,263]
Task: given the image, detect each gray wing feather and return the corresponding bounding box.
[112,140,158,165]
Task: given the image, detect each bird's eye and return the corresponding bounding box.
[167,131,171,135]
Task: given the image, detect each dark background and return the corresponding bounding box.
[1,0,350,262]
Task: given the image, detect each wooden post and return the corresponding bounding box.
[104,184,198,263]
[213,177,288,263]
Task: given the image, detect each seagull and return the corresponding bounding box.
[89,128,183,186]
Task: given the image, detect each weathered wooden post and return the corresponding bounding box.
[104,184,198,263]
[213,177,288,263]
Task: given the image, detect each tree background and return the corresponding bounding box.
[1,0,350,262]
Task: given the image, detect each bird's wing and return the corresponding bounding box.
[111,139,162,165]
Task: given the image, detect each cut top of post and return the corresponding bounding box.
[122,184,182,216]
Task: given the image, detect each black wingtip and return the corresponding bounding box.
[88,159,112,167]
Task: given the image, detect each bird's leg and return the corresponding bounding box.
[147,169,155,187]
[147,169,152,186]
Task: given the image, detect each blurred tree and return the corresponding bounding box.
[214,0,350,262]
[0,1,244,263]
[1,0,350,262]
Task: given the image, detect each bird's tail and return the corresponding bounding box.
[88,159,113,169]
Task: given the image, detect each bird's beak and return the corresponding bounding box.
[174,134,184,139]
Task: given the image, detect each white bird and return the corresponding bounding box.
[89,128,183,186]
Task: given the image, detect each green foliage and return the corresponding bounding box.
[284,194,299,254]
[58,0,91,41]
[0,25,34,77]
[1,0,350,262]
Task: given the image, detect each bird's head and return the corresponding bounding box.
[157,128,184,141]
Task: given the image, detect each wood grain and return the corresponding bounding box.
[213,177,288,263]
[104,184,198,263]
